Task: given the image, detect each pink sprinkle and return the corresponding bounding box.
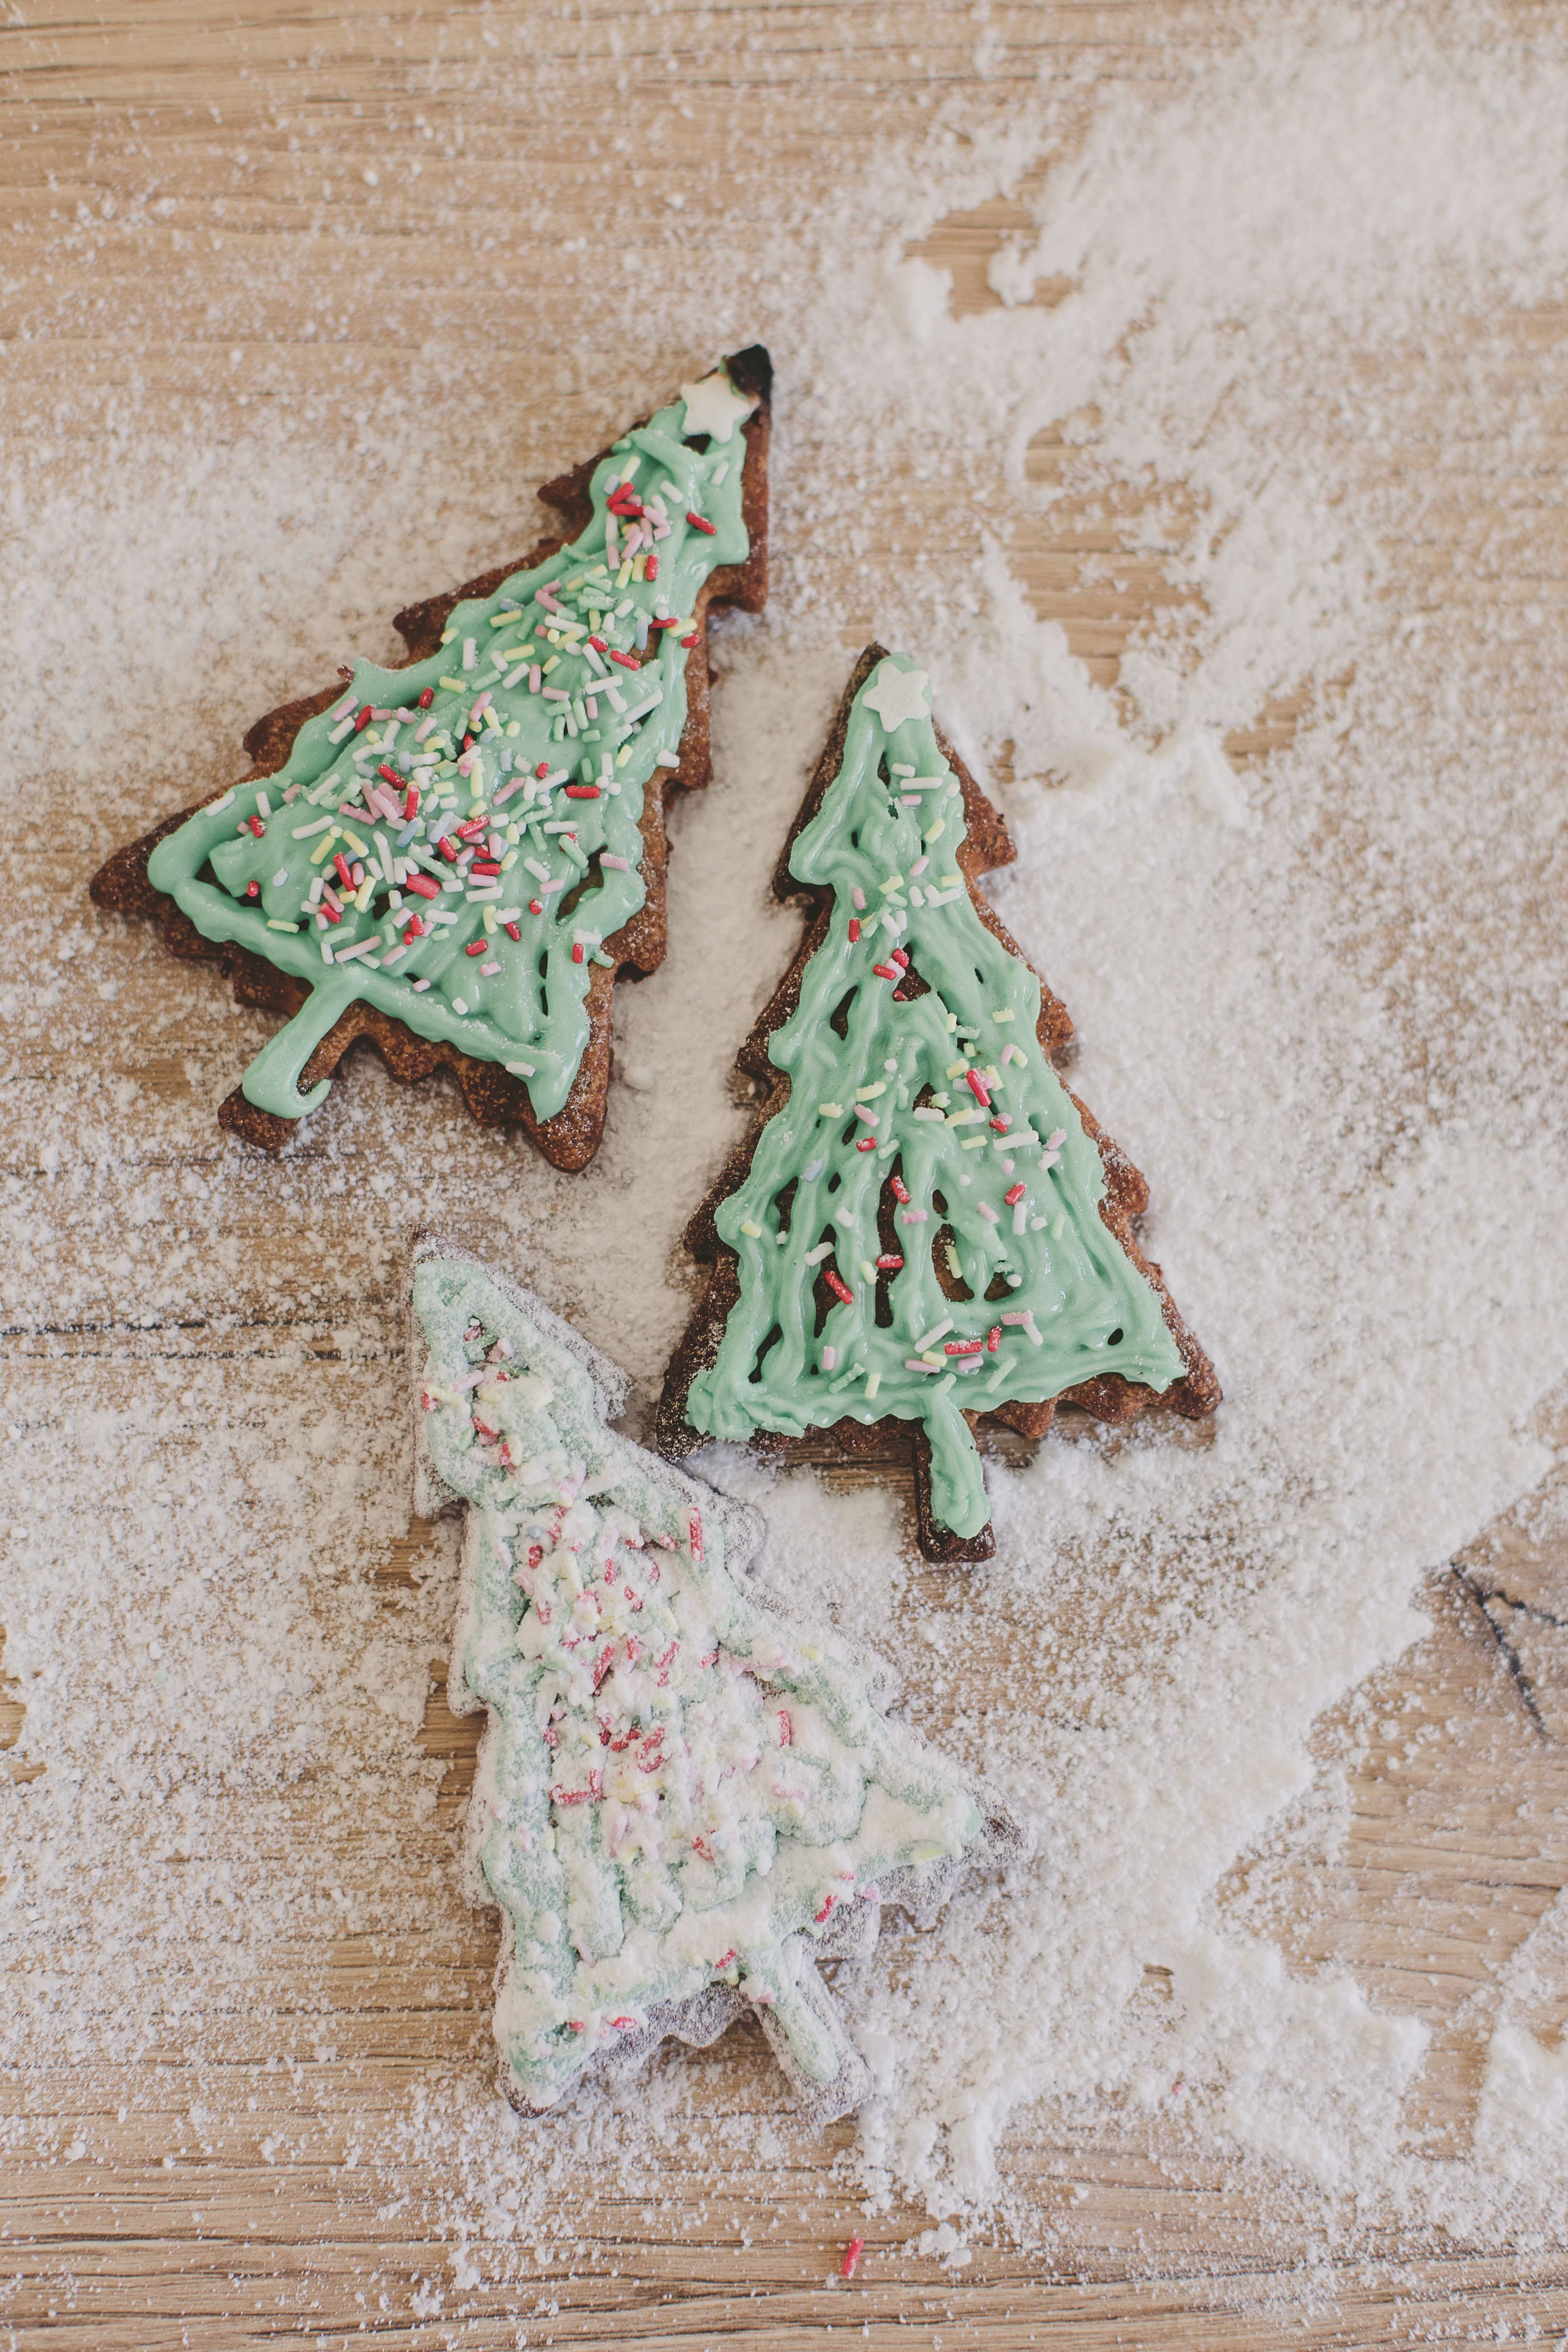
[1047,1128,1067,1149]
[852,887,866,911]
[688,1509,703,1562]
[778,1710,792,1747]
[840,2238,865,2281]
[601,853,630,870]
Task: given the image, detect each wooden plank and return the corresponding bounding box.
[3,1,1566,2344]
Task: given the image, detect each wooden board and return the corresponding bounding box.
[4,3,1568,2344]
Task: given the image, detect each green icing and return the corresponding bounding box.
[412,1251,987,2111]
[683,653,1187,1541]
[146,367,758,1126]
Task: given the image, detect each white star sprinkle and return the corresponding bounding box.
[861,661,931,733]
[678,369,759,443]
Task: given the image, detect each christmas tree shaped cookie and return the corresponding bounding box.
[659,646,1219,1561]
[411,1235,1022,2123]
[91,350,771,1168]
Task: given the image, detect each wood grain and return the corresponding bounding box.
[3,3,1567,2346]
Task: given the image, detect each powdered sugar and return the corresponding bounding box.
[6,1,1568,2320]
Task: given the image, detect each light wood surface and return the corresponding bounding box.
[5,4,1568,2345]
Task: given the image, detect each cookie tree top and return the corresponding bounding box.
[411,1239,1019,2123]
[133,356,766,1140]
[663,648,1218,1555]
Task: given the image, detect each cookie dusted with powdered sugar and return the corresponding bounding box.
[91,350,770,1169]
[409,1234,1025,2124]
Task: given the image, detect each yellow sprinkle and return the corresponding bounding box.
[340,828,369,856]
[616,745,633,766]
[488,614,511,628]
[923,819,946,844]
[739,1219,762,1239]
[309,832,338,864]
[858,1260,876,1282]
[619,455,641,482]
[484,907,497,933]
[946,1060,969,1080]
[439,675,464,691]
[878,875,903,894]
[500,849,519,870]
[616,560,632,588]
[818,1102,843,1117]
[440,629,455,644]
[266,918,300,932]
[506,721,519,737]
[633,553,647,580]
[961,1136,988,1150]
[855,1083,886,1100]
[498,645,534,663]
[542,654,561,674]
[484,708,502,735]
[992,1008,1015,1022]
[864,1371,880,1401]
[355,878,374,912]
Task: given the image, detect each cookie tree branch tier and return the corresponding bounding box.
[411,1237,1022,2123]
[659,647,1219,1561]
[89,351,771,1169]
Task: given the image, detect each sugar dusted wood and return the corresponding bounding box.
[4,1,1568,2346]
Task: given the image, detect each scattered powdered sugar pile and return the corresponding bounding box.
[6,1,1568,2310]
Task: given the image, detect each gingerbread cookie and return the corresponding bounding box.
[411,1235,1024,2123]
[658,646,1219,1559]
[91,349,771,1169]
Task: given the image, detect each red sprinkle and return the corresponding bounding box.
[777,1710,792,1747]
[890,947,909,968]
[872,962,898,980]
[528,898,544,915]
[648,614,678,630]
[646,554,659,580]
[607,649,640,670]
[504,920,521,941]
[418,687,434,709]
[402,919,426,943]
[438,836,460,863]
[876,1254,904,1270]
[814,1894,837,1924]
[848,918,861,943]
[680,632,699,648]
[689,1508,703,1562]
[890,1175,911,1203]
[247,814,266,838]
[945,1339,983,1356]
[471,860,501,878]
[245,880,259,898]
[686,510,716,534]
[1004,1182,1026,1206]
[354,705,373,732]
[987,1326,1001,1352]
[456,818,486,840]
[465,940,486,957]
[378,762,402,789]
[966,1069,992,1107]
[840,2238,865,2281]
[333,852,353,889]
[403,786,420,820]
[404,872,439,899]
[824,1269,854,1306]
[536,760,551,778]
[320,899,342,925]
[856,1137,877,1153]
[572,942,585,964]
[564,785,601,799]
